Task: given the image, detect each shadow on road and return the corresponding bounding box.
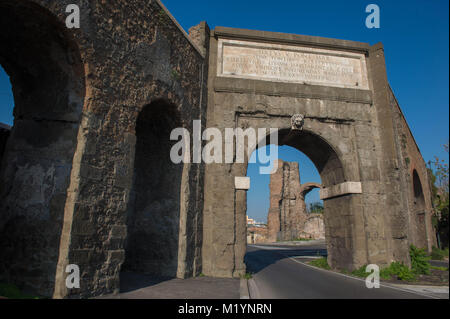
[245,245,327,274]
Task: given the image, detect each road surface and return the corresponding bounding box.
[245,243,448,299]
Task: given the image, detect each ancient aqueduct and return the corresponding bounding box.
[0,0,435,298]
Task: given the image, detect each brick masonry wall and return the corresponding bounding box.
[389,86,435,251]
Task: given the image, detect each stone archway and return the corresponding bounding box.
[0,0,85,296]
[122,99,183,280]
[300,182,322,199]
[202,27,438,276]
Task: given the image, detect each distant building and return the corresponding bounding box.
[247,224,268,244]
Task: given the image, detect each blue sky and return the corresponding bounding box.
[0,1,448,222]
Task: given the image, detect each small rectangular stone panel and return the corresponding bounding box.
[218,39,369,90]
[235,177,250,190]
[320,182,362,200]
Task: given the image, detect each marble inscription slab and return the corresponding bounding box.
[218,39,369,90]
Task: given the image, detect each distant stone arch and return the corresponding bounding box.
[300,182,322,199]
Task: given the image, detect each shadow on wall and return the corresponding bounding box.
[412,169,427,249]
[0,0,85,297]
[122,99,183,281]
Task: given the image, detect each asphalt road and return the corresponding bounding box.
[245,243,447,299]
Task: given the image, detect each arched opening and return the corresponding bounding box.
[0,65,13,162]
[121,99,183,290]
[245,128,350,266]
[246,145,324,243]
[0,1,85,297]
[412,169,427,248]
[243,129,356,269]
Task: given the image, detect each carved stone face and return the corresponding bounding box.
[294,117,303,126]
[291,114,305,130]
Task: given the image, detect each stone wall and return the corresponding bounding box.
[0,0,208,298]
[247,226,268,244]
[0,0,85,296]
[389,86,435,251]
[0,124,10,165]
[267,160,302,241]
[302,215,325,240]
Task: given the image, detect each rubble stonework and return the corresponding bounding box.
[247,226,268,244]
[0,0,435,299]
[0,0,208,298]
[267,159,323,242]
[0,123,10,164]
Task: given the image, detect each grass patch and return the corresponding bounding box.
[430,247,449,261]
[339,262,416,282]
[430,265,449,271]
[0,283,41,299]
[309,257,330,270]
[171,69,181,81]
[308,245,445,284]
[350,265,368,278]
[240,273,253,280]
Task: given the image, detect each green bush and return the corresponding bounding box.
[346,263,417,281]
[240,273,253,280]
[309,257,330,270]
[0,283,22,299]
[380,262,416,281]
[0,283,41,299]
[410,245,431,275]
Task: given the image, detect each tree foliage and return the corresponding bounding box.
[308,201,324,214]
[429,143,449,248]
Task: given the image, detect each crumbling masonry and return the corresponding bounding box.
[267,159,324,242]
[0,0,435,298]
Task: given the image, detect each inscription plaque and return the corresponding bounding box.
[218,39,369,89]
